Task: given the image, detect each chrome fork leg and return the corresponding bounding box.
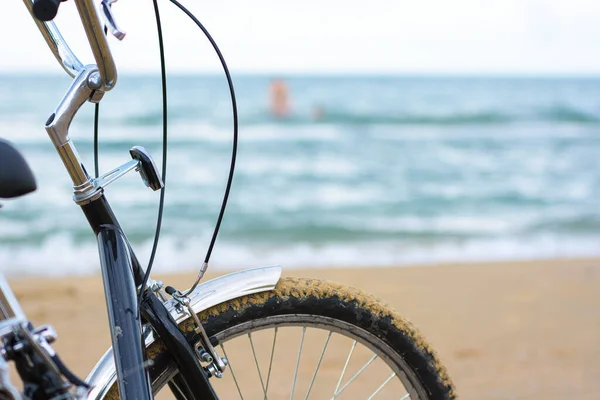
[97,226,152,400]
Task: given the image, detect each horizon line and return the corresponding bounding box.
[1,71,600,79]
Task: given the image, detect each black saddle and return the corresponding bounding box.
[0,139,37,199]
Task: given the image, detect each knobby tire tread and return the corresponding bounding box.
[104,277,456,399]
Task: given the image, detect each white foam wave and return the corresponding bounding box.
[239,157,359,177]
[240,125,342,142]
[337,215,520,235]
[1,233,599,277]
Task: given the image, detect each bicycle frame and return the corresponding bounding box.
[5,1,282,399]
[24,0,156,394]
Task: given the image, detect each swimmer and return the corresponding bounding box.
[269,78,290,118]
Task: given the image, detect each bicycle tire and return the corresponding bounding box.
[103,277,456,399]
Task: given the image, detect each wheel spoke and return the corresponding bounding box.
[304,331,332,400]
[167,378,187,400]
[400,393,411,400]
[366,372,396,400]
[264,327,278,399]
[220,343,244,400]
[290,326,306,400]
[248,333,268,399]
[333,340,357,396]
[332,353,378,399]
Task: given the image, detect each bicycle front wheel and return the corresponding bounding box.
[107,277,456,399]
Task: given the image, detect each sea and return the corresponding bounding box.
[0,74,599,276]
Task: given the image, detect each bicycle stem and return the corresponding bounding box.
[42,62,149,287]
[45,65,107,205]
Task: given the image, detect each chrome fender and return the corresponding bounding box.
[85,265,282,400]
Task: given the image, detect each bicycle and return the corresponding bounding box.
[0,0,456,399]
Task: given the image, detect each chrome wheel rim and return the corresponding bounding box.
[205,314,428,400]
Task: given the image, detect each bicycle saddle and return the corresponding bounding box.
[0,139,37,199]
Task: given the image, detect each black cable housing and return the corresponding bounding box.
[93,3,169,310]
[94,0,239,303]
[137,0,169,311]
[94,26,108,178]
[93,104,99,178]
[169,0,239,265]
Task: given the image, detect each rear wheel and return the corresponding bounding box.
[109,277,456,399]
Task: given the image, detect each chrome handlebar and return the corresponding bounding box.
[23,0,118,92]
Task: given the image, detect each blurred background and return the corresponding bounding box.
[1,1,600,399]
[0,0,599,275]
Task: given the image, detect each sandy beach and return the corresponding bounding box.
[7,258,600,399]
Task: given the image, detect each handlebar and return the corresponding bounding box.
[23,0,118,91]
[32,0,64,21]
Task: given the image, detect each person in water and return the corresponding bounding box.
[312,105,325,122]
[269,78,290,118]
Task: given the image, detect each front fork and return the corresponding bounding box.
[96,225,152,399]
[141,291,218,399]
[97,225,218,400]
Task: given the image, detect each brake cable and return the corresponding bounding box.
[94,27,108,179]
[93,1,168,313]
[167,0,239,296]
[93,104,99,178]
[94,0,239,302]
[137,0,169,311]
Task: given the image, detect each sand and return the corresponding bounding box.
[6,258,600,399]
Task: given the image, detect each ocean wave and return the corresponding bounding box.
[100,110,510,127]
[3,108,600,151]
[98,106,600,128]
[539,105,600,123]
[1,233,599,277]
[524,215,600,234]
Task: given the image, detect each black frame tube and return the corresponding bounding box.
[97,225,152,400]
[85,194,216,399]
[82,195,145,284]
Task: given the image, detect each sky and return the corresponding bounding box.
[2,0,600,75]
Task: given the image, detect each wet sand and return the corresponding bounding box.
[8,258,600,399]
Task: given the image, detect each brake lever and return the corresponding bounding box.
[100,0,126,40]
